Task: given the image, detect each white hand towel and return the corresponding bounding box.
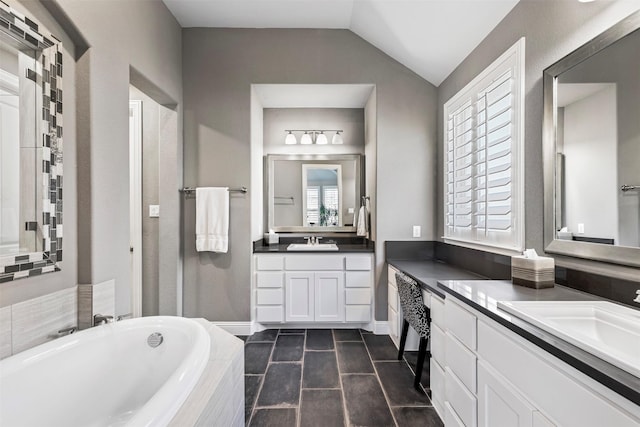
[356,205,369,238]
[196,187,229,253]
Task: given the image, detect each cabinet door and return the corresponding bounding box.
[315,271,344,322]
[285,272,314,322]
[478,360,535,427]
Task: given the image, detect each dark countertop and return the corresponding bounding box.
[254,239,375,253]
[387,259,484,298]
[439,279,640,406]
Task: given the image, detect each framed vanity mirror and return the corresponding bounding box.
[543,11,640,267]
[266,154,364,233]
[0,6,64,281]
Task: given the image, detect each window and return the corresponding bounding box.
[306,186,320,225]
[444,38,525,253]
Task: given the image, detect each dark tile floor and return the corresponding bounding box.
[242,329,443,427]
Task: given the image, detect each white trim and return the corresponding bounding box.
[209,321,254,336]
[373,321,389,335]
[129,100,143,318]
[443,38,525,253]
[443,237,523,257]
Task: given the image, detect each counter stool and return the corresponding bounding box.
[396,272,431,390]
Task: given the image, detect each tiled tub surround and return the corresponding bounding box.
[243,328,443,427]
[78,279,115,329]
[0,286,77,359]
[0,1,64,283]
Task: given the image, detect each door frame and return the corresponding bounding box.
[129,100,142,318]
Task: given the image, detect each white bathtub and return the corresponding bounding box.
[0,316,210,427]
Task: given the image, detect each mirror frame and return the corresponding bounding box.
[266,154,364,233]
[0,5,64,282]
[543,10,640,268]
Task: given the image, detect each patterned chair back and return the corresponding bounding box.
[395,272,430,338]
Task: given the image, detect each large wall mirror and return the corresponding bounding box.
[266,154,364,233]
[0,6,63,282]
[543,10,640,268]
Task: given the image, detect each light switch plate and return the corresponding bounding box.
[149,205,160,218]
[413,225,421,238]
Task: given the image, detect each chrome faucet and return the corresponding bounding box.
[93,314,114,326]
[305,236,323,245]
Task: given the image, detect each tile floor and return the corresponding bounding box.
[241,328,443,427]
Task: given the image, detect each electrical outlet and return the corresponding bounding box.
[577,223,584,234]
[149,205,160,218]
[413,225,421,238]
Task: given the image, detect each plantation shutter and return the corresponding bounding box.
[444,39,524,252]
[306,186,319,225]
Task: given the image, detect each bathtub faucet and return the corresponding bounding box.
[93,314,114,326]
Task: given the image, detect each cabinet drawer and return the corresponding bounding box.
[256,256,284,270]
[257,289,283,305]
[431,323,445,366]
[285,255,344,270]
[346,305,370,322]
[388,282,398,312]
[430,358,445,408]
[444,402,467,427]
[445,366,478,427]
[345,271,370,288]
[346,288,371,305]
[431,294,445,327]
[256,272,284,288]
[345,256,372,271]
[256,306,283,322]
[445,298,477,351]
[388,266,398,286]
[446,331,477,394]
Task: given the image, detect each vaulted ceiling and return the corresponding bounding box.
[162,0,519,86]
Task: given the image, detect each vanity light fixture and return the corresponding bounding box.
[332,131,344,145]
[283,129,344,145]
[285,131,297,145]
[300,131,313,145]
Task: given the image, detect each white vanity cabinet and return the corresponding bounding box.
[440,294,640,427]
[254,253,373,326]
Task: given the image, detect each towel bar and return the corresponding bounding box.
[180,186,248,196]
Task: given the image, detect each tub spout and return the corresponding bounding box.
[93,314,114,326]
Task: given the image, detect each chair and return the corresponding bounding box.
[396,272,431,390]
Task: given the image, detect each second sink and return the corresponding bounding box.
[287,243,339,251]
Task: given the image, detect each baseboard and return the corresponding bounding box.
[212,320,390,336]
[209,321,253,336]
[373,321,389,335]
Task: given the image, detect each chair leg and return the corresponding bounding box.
[398,319,409,360]
[414,336,429,390]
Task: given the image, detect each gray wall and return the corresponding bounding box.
[263,108,365,155]
[0,0,77,307]
[437,0,640,255]
[53,0,183,315]
[182,29,437,321]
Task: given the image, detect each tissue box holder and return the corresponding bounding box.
[511,256,555,289]
[264,233,279,245]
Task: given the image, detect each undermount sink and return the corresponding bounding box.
[497,301,640,377]
[287,243,339,251]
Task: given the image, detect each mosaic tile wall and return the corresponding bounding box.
[0,1,63,283]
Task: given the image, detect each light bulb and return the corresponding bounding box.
[285,131,297,145]
[316,132,328,145]
[332,131,344,145]
[300,132,313,145]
